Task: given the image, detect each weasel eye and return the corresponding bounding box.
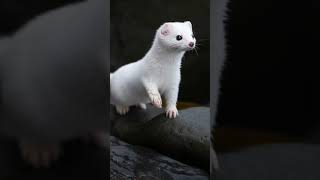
[192,34,195,39]
[176,35,183,41]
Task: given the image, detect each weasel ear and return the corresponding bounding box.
[184,21,192,29]
[160,23,170,36]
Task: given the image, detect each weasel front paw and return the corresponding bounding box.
[166,106,179,119]
[19,141,61,168]
[148,91,162,108]
[139,103,147,110]
[115,105,130,115]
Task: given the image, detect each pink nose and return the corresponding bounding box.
[189,42,195,47]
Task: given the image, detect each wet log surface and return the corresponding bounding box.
[110,136,209,180]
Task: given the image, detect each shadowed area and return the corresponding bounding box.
[0,136,107,180]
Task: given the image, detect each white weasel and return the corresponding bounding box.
[110,21,196,118]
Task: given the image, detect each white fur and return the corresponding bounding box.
[110,21,196,118]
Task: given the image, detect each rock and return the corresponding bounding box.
[111,105,210,171]
[110,136,209,180]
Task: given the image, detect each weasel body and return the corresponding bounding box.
[111,21,196,118]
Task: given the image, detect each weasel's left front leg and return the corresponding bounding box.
[142,79,162,108]
[164,87,179,119]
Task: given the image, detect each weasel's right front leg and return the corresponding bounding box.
[143,79,162,108]
[115,105,130,115]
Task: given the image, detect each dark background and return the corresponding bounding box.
[214,1,320,179]
[111,0,210,104]
[0,0,81,36]
[217,0,318,135]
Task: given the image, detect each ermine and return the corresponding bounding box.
[110,21,196,119]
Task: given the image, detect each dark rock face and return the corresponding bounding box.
[111,0,210,103]
[111,105,210,171]
[110,136,209,180]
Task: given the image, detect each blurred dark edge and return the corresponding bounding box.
[211,0,228,178]
[0,0,110,179]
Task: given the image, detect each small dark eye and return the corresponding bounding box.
[192,34,195,38]
[176,35,183,41]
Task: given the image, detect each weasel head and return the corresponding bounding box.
[156,21,196,52]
